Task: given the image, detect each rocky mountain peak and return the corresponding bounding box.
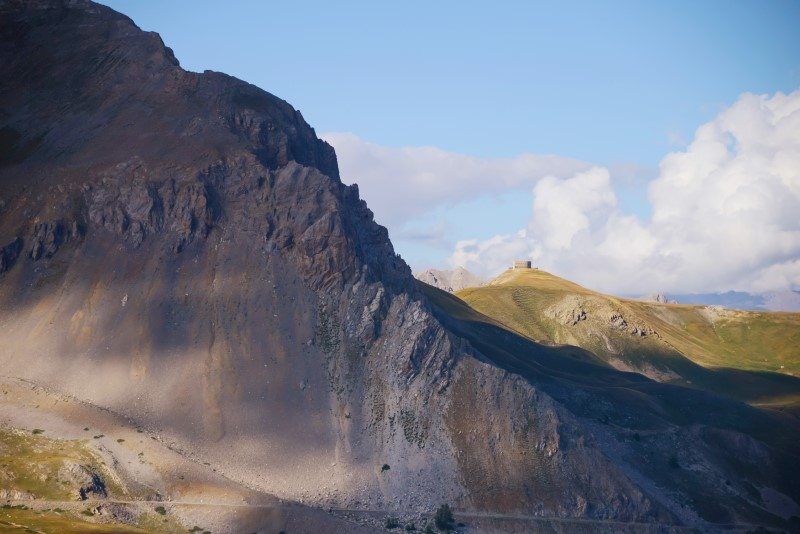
[414,266,484,293]
[1,1,799,530]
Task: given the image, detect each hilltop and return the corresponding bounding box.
[458,268,800,411]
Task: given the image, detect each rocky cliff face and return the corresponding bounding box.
[1,1,798,530]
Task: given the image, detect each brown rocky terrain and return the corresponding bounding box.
[414,266,484,293]
[1,1,799,532]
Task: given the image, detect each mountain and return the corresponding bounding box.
[1,1,800,531]
[639,293,677,305]
[670,290,800,312]
[414,266,484,293]
[458,268,800,410]
[764,290,800,312]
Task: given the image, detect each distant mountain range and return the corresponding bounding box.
[667,290,800,312]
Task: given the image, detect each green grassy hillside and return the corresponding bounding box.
[0,506,150,534]
[456,268,800,411]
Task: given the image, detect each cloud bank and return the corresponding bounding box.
[322,132,589,226]
[451,90,800,294]
[325,90,800,294]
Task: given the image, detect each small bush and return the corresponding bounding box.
[32,429,44,435]
[154,505,166,515]
[117,438,125,443]
[423,524,435,534]
[434,504,454,531]
[405,522,416,531]
[385,516,400,529]
[668,455,680,469]
[381,463,391,472]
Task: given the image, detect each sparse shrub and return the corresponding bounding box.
[423,523,435,534]
[154,505,166,515]
[385,516,400,529]
[117,438,125,443]
[83,427,89,431]
[93,434,104,439]
[32,429,44,435]
[434,504,454,531]
[405,522,416,531]
[381,463,391,472]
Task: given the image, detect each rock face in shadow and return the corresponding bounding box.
[1,1,799,529]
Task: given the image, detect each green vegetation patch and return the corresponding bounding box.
[0,506,148,533]
[0,426,122,500]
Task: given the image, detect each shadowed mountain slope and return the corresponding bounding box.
[1,1,799,531]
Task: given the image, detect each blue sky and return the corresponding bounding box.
[101,1,800,292]
[104,1,800,161]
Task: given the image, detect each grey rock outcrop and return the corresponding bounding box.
[641,293,677,305]
[414,266,484,293]
[0,237,22,274]
[58,462,108,501]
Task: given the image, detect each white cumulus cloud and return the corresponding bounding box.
[321,132,590,226]
[448,90,800,294]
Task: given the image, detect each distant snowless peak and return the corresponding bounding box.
[414,266,485,293]
[668,290,800,312]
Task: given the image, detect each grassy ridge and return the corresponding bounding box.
[456,269,800,410]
